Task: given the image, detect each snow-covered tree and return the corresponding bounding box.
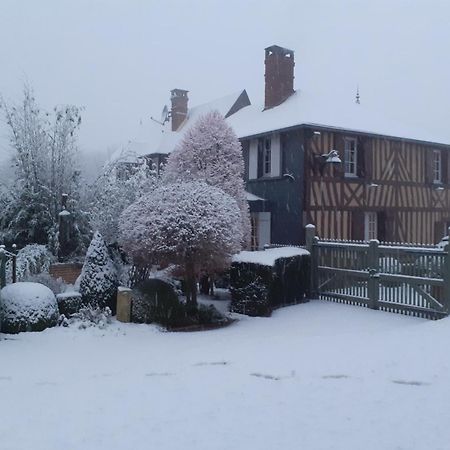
[164,110,251,246]
[88,153,158,245]
[0,85,88,251]
[119,181,243,304]
[79,231,118,310]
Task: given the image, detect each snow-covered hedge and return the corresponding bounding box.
[131,279,191,328]
[131,279,226,329]
[0,282,59,333]
[230,248,310,316]
[56,291,82,316]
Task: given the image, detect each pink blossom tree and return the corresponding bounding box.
[164,110,251,246]
[119,181,243,305]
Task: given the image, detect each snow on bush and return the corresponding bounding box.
[6,244,54,282]
[164,110,251,246]
[119,181,243,304]
[0,282,59,333]
[25,272,67,295]
[60,306,112,330]
[79,231,118,310]
[56,291,82,316]
[89,155,158,245]
[131,278,189,327]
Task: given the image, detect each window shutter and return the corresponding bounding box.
[257,139,263,178]
[434,220,445,244]
[351,210,365,240]
[377,211,387,242]
[425,149,434,184]
[333,133,345,178]
[357,137,366,178]
[248,140,258,180]
[442,150,448,184]
[270,133,281,177]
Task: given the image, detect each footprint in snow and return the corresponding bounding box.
[145,372,174,377]
[322,374,350,380]
[194,361,230,367]
[392,379,430,386]
[0,376,12,381]
[250,373,282,381]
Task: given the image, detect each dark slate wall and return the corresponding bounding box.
[242,128,305,245]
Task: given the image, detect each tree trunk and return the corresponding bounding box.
[185,261,197,306]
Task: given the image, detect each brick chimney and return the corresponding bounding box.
[170,89,188,131]
[264,45,295,109]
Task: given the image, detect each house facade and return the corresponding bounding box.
[136,44,450,248]
[227,45,450,247]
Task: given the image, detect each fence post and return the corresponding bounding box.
[116,287,132,323]
[305,224,318,298]
[368,239,380,310]
[12,244,17,284]
[443,227,450,314]
[0,246,6,289]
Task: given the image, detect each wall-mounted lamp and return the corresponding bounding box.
[368,183,379,188]
[315,149,342,175]
[313,131,321,136]
[434,185,444,191]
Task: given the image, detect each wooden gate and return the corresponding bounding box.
[305,225,450,319]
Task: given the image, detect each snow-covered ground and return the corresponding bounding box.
[1,300,449,450]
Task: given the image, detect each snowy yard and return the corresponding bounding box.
[1,300,450,450]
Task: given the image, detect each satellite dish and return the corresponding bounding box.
[151,105,171,126]
[161,105,170,124]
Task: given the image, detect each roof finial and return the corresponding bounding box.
[355,85,360,104]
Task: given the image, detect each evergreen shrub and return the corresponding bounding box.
[131,279,193,328]
[230,252,310,317]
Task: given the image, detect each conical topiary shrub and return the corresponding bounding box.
[79,231,118,312]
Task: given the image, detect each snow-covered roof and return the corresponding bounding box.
[227,90,450,146]
[233,246,309,266]
[150,90,249,156]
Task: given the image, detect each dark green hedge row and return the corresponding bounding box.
[229,253,310,317]
[131,278,227,329]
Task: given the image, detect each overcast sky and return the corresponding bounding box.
[1,0,450,169]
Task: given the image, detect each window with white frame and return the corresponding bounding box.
[433,149,442,183]
[249,134,280,180]
[262,137,271,176]
[344,137,357,176]
[364,212,378,241]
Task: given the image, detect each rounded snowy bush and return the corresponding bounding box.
[120,180,243,304]
[131,279,192,328]
[0,282,59,334]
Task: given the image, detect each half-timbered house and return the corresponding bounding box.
[135,44,450,248]
[227,45,450,248]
